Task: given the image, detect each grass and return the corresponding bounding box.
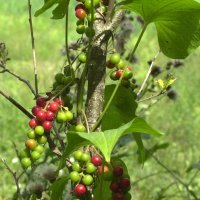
[1,1,200,199]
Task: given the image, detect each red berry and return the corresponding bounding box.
[36,111,47,121]
[122,66,131,71]
[36,97,46,108]
[32,105,41,116]
[42,121,52,131]
[91,155,102,166]
[115,70,123,80]
[29,118,39,129]
[54,98,64,106]
[49,102,59,112]
[46,111,55,121]
[119,178,130,188]
[75,4,85,11]
[109,182,120,192]
[75,184,86,195]
[46,104,51,111]
[113,193,125,200]
[75,9,86,19]
[113,166,123,177]
[98,165,109,175]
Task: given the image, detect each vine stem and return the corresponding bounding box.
[90,24,148,132]
[137,91,166,103]
[28,0,38,96]
[137,49,161,96]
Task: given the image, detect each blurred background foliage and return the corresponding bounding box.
[1,1,200,199]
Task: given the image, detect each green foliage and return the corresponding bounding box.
[120,0,200,59]
[30,194,37,200]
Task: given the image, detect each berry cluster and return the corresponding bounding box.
[70,150,102,196]
[107,54,135,91]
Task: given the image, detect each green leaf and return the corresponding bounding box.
[186,161,200,173]
[49,176,70,200]
[57,117,163,171]
[30,195,37,200]
[51,0,69,19]
[102,85,137,131]
[120,0,200,59]
[133,132,145,167]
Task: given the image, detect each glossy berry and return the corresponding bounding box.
[74,150,83,161]
[124,192,132,200]
[82,175,93,186]
[76,19,84,26]
[46,104,51,111]
[32,105,41,116]
[75,4,85,11]
[75,184,86,195]
[106,60,115,69]
[75,124,86,132]
[85,28,95,38]
[116,60,125,69]
[53,81,59,89]
[72,162,82,172]
[78,54,87,63]
[91,155,102,166]
[109,182,120,192]
[65,111,73,121]
[110,70,118,81]
[55,72,64,84]
[21,157,32,168]
[113,166,123,177]
[36,97,46,108]
[31,151,41,160]
[29,118,39,129]
[37,135,47,144]
[49,102,59,112]
[122,66,131,71]
[70,171,80,182]
[100,3,107,13]
[86,163,96,174]
[33,145,44,154]
[103,170,114,181]
[121,79,130,88]
[103,0,109,6]
[27,129,36,139]
[113,193,125,200]
[63,76,73,86]
[46,111,55,121]
[76,25,86,34]
[119,178,130,188]
[26,139,37,150]
[42,120,52,131]
[54,98,64,106]
[81,153,90,162]
[34,125,44,135]
[87,13,96,22]
[110,54,120,64]
[98,165,109,175]
[123,70,133,80]
[115,70,123,80]
[76,9,86,19]
[84,0,95,9]
[19,148,31,158]
[36,111,47,121]
[56,111,67,123]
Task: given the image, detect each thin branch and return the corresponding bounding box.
[28,0,38,95]
[137,91,166,103]
[0,63,36,96]
[0,88,34,119]
[81,109,89,133]
[106,0,115,25]
[0,156,25,200]
[137,49,161,96]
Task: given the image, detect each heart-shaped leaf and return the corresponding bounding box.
[120,0,200,59]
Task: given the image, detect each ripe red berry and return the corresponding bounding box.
[109,182,120,192]
[42,120,52,131]
[46,111,55,121]
[75,4,85,11]
[75,9,86,19]
[36,97,46,108]
[91,155,102,166]
[49,102,59,112]
[54,98,64,106]
[122,66,131,71]
[119,178,130,188]
[75,184,86,195]
[115,70,123,80]
[98,165,109,175]
[29,118,39,129]
[113,166,123,177]
[113,193,125,200]
[46,104,51,111]
[36,111,47,121]
[32,105,41,116]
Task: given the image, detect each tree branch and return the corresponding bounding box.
[137,91,166,103]
[105,0,115,25]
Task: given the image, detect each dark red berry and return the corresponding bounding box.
[91,155,102,166]
[75,184,86,195]
[113,193,125,200]
[115,70,123,80]
[29,118,40,129]
[122,67,131,71]
[75,4,85,11]
[36,97,46,108]
[106,60,115,69]
[54,98,64,106]
[109,182,120,192]
[113,166,123,177]
[36,111,47,121]
[32,105,41,116]
[42,121,52,131]
[119,178,130,189]
[46,111,55,121]
[49,102,59,112]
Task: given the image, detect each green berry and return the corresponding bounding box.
[75,124,86,132]
[82,175,93,185]
[70,171,80,182]
[81,153,90,162]
[72,162,82,172]
[86,163,96,174]
[110,54,120,64]
[74,150,83,161]
[21,157,32,168]
[20,148,31,158]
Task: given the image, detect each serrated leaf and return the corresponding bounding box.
[49,176,70,200]
[120,0,200,59]
[102,85,137,131]
[57,117,163,172]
